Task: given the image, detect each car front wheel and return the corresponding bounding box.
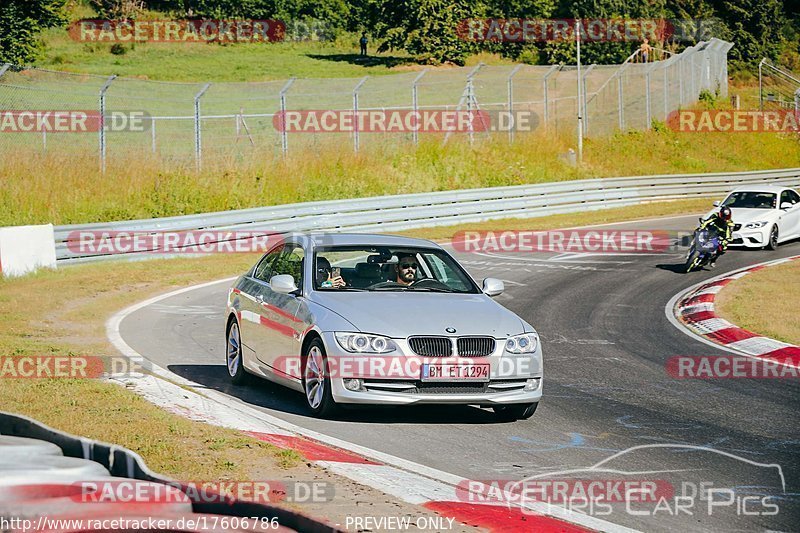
[766,225,779,250]
[303,338,338,417]
[493,402,538,421]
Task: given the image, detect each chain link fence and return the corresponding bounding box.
[0,38,731,170]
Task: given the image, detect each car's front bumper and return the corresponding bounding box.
[320,332,543,406]
[730,227,769,248]
[330,377,542,405]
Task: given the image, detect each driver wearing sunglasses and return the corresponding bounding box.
[394,253,419,286]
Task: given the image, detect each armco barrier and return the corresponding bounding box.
[53,167,800,262]
[0,411,339,532]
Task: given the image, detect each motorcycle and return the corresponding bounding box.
[684,227,721,273]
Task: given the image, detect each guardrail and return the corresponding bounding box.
[56,168,800,262]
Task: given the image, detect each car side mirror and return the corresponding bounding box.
[712,201,721,207]
[482,277,504,297]
[270,274,298,294]
[780,202,793,210]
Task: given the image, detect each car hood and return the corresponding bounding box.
[309,291,525,338]
[730,208,776,225]
[703,208,776,225]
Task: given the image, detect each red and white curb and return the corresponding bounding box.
[668,255,800,367]
[106,279,638,533]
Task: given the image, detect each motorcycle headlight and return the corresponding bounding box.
[334,332,397,354]
[744,221,768,229]
[505,333,538,354]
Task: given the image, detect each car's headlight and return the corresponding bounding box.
[744,221,768,229]
[334,332,397,354]
[505,333,538,354]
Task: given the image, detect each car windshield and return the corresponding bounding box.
[313,246,479,293]
[722,192,777,209]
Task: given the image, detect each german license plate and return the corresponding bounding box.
[421,363,490,381]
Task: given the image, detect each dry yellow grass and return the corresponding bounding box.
[2,127,798,227]
[715,260,800,346]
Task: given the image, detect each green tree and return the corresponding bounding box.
[0,0,67,65]
[373,0,482,65]
[712,0,786,63]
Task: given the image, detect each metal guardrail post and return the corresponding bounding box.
[507,64,522,143]
[542,65,559,130]
[194,83,211,172]
[352,76,368,153]
[278,77,295,156]
[98,75,117,173]
[411,69,428,145]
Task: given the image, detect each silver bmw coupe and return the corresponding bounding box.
[224,233,542,420]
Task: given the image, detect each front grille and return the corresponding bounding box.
[408,336,452,357]
[733,224,742,231]
[403,382,493,394]
[456,337,496,356]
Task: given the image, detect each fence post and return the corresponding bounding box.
[352,76,368,153]
[98,75,117,173]
[466,63,484,145]
[0,63,10,79]
[542,65,559,130]
[194,83,211,172]
[411,69,428,145]
[580,64,595,136]
[507,64,522,143]
[645,64,653,129]
[151,117,156,153]
[278,77,295,156]
[758,58,766,111]
[616,63,630,131]
[663,61,668,120]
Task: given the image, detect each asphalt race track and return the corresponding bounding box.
[119,214,800,532]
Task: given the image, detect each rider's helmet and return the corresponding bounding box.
[719,206,732,221]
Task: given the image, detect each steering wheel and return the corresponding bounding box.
[366,280,406,289]
[406,278,451,290]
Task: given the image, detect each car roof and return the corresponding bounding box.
[730,185,792,194]
[304,232,442,249]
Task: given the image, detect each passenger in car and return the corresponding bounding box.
[316,256,346,288]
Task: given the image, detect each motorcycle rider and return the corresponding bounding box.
[698,206,733,268]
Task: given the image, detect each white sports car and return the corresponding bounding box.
[705,185,800,249]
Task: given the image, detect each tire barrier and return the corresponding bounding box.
[0,411,340,532]
[0,435,63,458]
